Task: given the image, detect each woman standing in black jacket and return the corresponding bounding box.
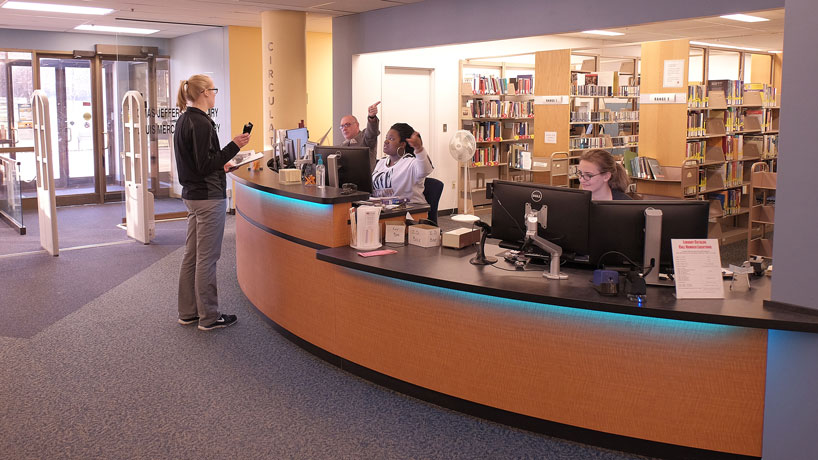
[174,74,250,331]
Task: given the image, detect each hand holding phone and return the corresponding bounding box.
[243,122,253,134]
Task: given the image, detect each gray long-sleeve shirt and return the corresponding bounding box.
[341,115,380,171]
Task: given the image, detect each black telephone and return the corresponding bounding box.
[243,122,253,134]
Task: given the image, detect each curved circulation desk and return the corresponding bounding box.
[232,164,818,460]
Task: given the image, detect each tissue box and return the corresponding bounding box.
[384,222,406,243]
[408,224,441,248]
[442,228,480,249]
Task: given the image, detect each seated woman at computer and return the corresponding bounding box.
[577,149,631,200]
[371,122,434,204]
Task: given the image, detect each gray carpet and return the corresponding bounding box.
[0,211,652,460]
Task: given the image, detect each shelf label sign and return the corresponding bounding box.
[640,93,685,104]
[534,95,569,105]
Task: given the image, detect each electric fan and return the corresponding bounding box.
[448,130,480,223]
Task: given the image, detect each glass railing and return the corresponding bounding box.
[0,149,25,234]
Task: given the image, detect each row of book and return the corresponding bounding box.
[465,99,534,118]
[687,112,708,137]
[723,161,744,187]
[465,74,534,95]
[630,156,663,180]
[508,144,533,170]
[744,82,778,107]
[570,135,638,150]
[470,121,502,142]
[570,109,639,123]
[471,145,500,167]
[508,122,532,139]
[707,79,745,106]
[708,189,742,216]
[688,85,707,108]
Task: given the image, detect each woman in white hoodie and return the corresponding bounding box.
[371,122,434,204]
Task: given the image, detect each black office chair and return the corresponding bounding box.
[422,177,444,225]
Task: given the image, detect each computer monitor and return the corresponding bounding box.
[489,180,592,259]
[312,145,372,194]
[588,200,710,271]
[286,127,309,160]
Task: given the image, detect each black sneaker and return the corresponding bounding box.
[197,314,238,331]
[177,316,199,325]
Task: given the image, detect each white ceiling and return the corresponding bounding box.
[0,0,425,38]
[559,8,785,53]
[0,2,785,52]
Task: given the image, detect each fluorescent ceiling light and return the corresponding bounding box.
[75,24,158,35]
[2,1,112,15]
[720,14,770,23]
[768,50,783,54]
[581,30,624,36]
[689,41,761,52]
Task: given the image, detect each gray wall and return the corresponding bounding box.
[0,28,168,54]
[770,0,818,310]
[169,28,231,142]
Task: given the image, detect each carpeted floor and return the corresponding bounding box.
[0,206,652,460]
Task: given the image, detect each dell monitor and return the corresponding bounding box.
[312,145,373,194]
[588,200,710,272]
[489,180,592,260]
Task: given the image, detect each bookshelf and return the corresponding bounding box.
[530,50,639,187]
[636,40,782,245]
[458,60,535,211]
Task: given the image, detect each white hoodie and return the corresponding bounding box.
[371,147,434,204]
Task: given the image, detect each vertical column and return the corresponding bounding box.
[262,11,307,150]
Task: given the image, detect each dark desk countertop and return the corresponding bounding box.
[317,243,818,332]
[231,151,369,204]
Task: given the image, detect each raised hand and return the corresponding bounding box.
[368,101,381,117]
[233,133,250,148]
[407,132,423,151]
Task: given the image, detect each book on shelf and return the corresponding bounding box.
[646,158,664,180]
[629,156,662,180]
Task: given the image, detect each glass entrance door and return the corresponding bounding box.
[38,56,96,200]
[0,52,35,198]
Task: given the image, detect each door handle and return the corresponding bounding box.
[66,127,72,143]
[102,131,109,150]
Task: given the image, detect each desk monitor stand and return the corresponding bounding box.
[643,207,674,287]
[522,203,567,280]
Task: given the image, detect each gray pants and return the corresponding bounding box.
[178,198,226,326]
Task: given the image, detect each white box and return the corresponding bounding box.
[442,228,481,249]
[408,224,441,248]
[385,223,406,243]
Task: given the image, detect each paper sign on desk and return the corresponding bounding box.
[671,239,724,299]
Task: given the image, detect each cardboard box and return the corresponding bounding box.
[408,224,441,248]
[442,228,481,249]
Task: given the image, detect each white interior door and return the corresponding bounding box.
[381,67,433,163]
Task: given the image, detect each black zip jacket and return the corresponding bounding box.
[173,106,239,200]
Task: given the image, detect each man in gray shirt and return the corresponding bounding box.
[339,101,380,171]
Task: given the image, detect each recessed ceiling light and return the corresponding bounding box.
[689,41,761,52]
[720,14,770,23]
[581,30,624,36]
[2,1,112,15]
[75,24,158,35]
